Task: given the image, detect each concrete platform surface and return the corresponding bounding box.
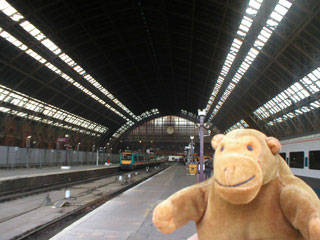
[51,164,197,240]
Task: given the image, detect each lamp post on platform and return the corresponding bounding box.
[190,136,194,163]
[26,136,31,168]
[198,110,205,182]
[62,134,71,169]
[92,145,95,165]
[198,109,211,182]
[77,142,81,165]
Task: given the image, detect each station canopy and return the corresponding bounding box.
[0,0,320,144]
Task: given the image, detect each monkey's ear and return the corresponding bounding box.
[266,137,281,154]
[211,134,225,150]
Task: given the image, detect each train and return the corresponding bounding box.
[280,133,320,179]
[120,151,167,170]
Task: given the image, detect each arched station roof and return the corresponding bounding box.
[0,0,320,144]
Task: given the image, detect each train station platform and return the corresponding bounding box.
[0,164,120,197]
[51,164,197,240]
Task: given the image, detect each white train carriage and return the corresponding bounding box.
[280,133,320,179]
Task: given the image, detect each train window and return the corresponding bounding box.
[279,152,286,160]
[279,152,288,165]
[309,151,320,170]
[289,152,304,168]
[122,154,131,160]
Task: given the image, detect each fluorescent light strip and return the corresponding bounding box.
[0,0,138,121]
[254,67,320,120]
[209,0,293,121]
[0,29,129,121]
[205,0,263,113]
[0,84,107,135]
[225,119,249,133]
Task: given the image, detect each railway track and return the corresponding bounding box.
[0,164,171,240]
[0,170,122,203]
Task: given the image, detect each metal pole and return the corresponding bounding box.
[77,149,80,165]
[44,149,46,167]
[77,143,80,166]
[26,137,31,168]
[198,109,206,182]
[7,146,12,169]
[39,148,42,168]
[65,148,68,166]
[190,137,194,162]
[96,149,99,166]
[26,148,28,168]
[199,113,204,182]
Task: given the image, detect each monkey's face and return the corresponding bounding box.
[211,130,280,205]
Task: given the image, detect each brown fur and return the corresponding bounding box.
[153,129,320,240]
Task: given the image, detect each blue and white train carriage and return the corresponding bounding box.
[280,133,320,179]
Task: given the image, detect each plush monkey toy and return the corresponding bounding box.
[153,129,320,240]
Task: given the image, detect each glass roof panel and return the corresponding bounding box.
[279,0,292,9]
[254,64,320,121]
[0,0,138,121]
[274,4,288,16]
[204,0,264,114]
[270,11,283,22]
[0,84,108,135]
[209,1,293,120]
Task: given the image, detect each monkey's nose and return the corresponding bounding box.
[224,167,235,184]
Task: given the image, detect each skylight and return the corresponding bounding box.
[0,84,107,136]
[0,0,138,121]
[254,66,320,122]
[112,109,160,140]
[204,0,263,114]
[0,29,130,121]
[138,109,160,121]
[207,0,293,121]
[181,109,198,119]
[112,120,135,139]
[225,119,249,133]
[267,100,320,126]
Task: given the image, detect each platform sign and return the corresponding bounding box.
[188,163,197,175]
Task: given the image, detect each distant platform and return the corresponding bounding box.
[0,165,119,196]
[0,165,119,179]
[51,164,197,240]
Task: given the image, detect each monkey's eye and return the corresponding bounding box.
[247,145,253,151]
[220,146,224,152]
